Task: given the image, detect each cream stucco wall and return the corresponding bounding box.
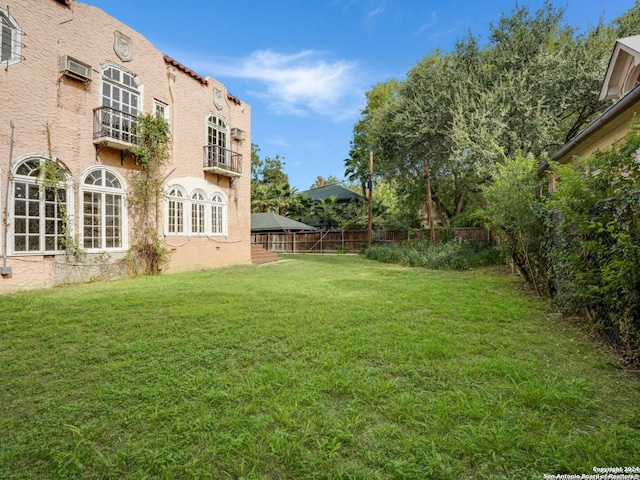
[0,0,251,293]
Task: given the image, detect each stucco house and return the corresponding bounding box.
[538,35,640,185]
[0,0,251,293]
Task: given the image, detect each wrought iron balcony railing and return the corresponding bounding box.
[93,106,139,149]
[203,145,242,177]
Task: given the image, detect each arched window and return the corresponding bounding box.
[191,190,206,234]
[166,187,185,234]
[1,7,22,66]
[99,64,141,142]
[12,157,71,254]
[81,168,126,250]
[211,193,226,236]
[206,113,229,168]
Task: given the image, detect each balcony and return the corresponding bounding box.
[203,145,242,177]
[93,106,139,150]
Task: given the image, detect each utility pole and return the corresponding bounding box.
[367,151,373,248]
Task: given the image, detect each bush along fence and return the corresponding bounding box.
[484,132,640,364]
[251,227,497,254]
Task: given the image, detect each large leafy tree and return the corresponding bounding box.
[345,80,400,201]
[351,1,636,229]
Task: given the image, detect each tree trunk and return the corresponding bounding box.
[423,158,436,245]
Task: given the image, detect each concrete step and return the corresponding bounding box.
[251,244,281,264]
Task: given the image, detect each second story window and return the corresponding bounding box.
[1,8,22,66]
[154,100,169,123]
[98,65,140,143]
[206,113,229,167]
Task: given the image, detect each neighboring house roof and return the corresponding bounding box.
[539,35,640,175]
[600,35,640,101]
[539,84,640,174]
[300,184,362,202]
[251,213,317,232]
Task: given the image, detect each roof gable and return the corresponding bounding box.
[599,35,640,101]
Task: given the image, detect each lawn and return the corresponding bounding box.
[1,255,638,479]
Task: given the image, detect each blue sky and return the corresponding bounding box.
[82,0,633,190]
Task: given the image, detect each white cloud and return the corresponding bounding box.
[195,49,364,123]
[414,10,438,35]
[367,5,385,19]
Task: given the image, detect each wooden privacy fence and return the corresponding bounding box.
[252,228,497,254]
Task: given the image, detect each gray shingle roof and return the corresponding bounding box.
[300,184,362,202]
[251,213,317,232]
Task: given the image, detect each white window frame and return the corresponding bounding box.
[11,156,73,255]
[80,167,127,252]
[211,193,227,236]
[154,99,169,123]
[206,113,229,167]
[190,190,206,235]
[166,186,186,235]
[165,184,228,237]
[0,7,22,66]
[98,63,142,143]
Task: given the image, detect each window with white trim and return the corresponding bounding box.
[12,158,71,254]
[206,113,229,167]
[154,100,169,123]
[99,65,140,142]
[165,186,227,237]
[211,193,226,235]
[1,8,21,66]
[191,191,206,234]
[81,168,126,250]
[167,187,185,234]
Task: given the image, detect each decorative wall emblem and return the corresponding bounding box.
[214,88,224,110]
[114,31,132,62]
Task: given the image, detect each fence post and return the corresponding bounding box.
[293,232,296,254]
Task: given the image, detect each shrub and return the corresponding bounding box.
[548,128,640,361]
[483,128,640,364]
[364,240,502,270]
[482,152,554,296]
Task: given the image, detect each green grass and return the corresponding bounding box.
[1,255,638,479]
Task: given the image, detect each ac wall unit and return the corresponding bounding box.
[231,128,245,141]
[59,55,93,82]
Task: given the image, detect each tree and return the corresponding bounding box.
[351,1,630,231]
[345,80,400,201]
[312,196,339,230]
[251,144,310,218]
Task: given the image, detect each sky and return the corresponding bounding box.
[81,0,634,191]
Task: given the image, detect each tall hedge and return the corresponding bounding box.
[484,131,640,363]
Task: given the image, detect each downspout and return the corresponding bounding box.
[164,66,176,238]
[2,121,15,274]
